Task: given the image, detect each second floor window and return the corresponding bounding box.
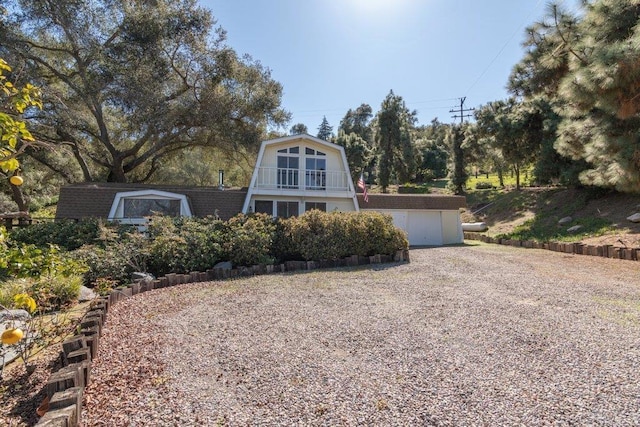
[277,155,299,188]
[305,157,326,190]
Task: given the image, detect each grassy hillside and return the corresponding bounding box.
[462,186,640,247]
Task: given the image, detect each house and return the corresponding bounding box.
[56,134,466,245]
[242,134,358,217]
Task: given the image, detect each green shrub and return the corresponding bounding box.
[222,213,275,266]
[398,183,431,194]
[73,241,144,287]
[29,274,82,312]
[282,210,408,261]
[64,210,409,286]
[9,218,103,250]
[147,216,224,275]
[286,210,342,261]
[270,218,301,262]
[475,181,494,190]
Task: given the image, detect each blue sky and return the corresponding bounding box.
[199,0,575,134]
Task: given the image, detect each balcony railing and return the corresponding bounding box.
[255,167,350,191]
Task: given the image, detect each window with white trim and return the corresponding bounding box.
[277,146,300,189]
[254,200,274,215]
[108,190,192,226]
[305,148,326,190]
[305,202,327,212]
[277,201,299,218]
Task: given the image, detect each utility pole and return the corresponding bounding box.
[449,96,474,124]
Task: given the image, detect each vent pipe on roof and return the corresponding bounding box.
[218,169,224,190]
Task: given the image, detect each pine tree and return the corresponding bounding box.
[446,125,467,195]
[373,91,418,192]
[339,104,373,145]
[316,116,333,141]
[555,0,640,192]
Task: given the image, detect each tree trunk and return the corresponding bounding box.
[10,183,28,212]
[515,165,521,191]
[106,159,127,182]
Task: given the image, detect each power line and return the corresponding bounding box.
[465,0,545,95]
[449,96,474,124]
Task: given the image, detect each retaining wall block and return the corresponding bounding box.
[80,327,99,360]
[62,336,87,359]
[46,365,81,398]
[49,387,83,426]
[36,405,76,427]
[85,309,105,329]
[65,347,91,366]
[79,316,101,336]
[166,273,177,286]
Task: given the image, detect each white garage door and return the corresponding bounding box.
[407,211,443,246]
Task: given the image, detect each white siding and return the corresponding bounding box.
[441,210,463,244]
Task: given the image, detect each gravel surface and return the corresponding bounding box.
[83,244,640,426]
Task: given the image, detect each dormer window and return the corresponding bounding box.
[108,190,192,226]
[305,147,326,156]
[277,146,299,154]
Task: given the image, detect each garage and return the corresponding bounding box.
[357,194,466,246]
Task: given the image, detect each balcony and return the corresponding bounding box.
[255,167,350,192]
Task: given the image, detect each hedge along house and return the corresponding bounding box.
[55,134,466,245]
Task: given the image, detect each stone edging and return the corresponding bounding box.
[464,232,639,261]
[34,250,410,426]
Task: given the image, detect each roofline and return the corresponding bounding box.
[260,133,342,151]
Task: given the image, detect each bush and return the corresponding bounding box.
[29,274,82,312]
[147,216,224,275]
[282,210,408,261]
[222,213,275,266]
[475,181,494,190]
[73,242,143,287]
[65,211,409,286]
[398,183,431,194]
[9,218,103,250]
[285,210,342,261]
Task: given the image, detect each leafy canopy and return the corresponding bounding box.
[0,0,289,183]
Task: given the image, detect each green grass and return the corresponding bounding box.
[505,216,615,242]
[466,170,534,191]
[490,187,616,242]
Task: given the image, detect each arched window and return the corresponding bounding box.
[108,190,192,225]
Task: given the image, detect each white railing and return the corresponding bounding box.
[255,167,350,191]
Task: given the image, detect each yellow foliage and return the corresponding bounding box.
[14,293,37,314]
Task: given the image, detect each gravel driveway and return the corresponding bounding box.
[83,244,640,426]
